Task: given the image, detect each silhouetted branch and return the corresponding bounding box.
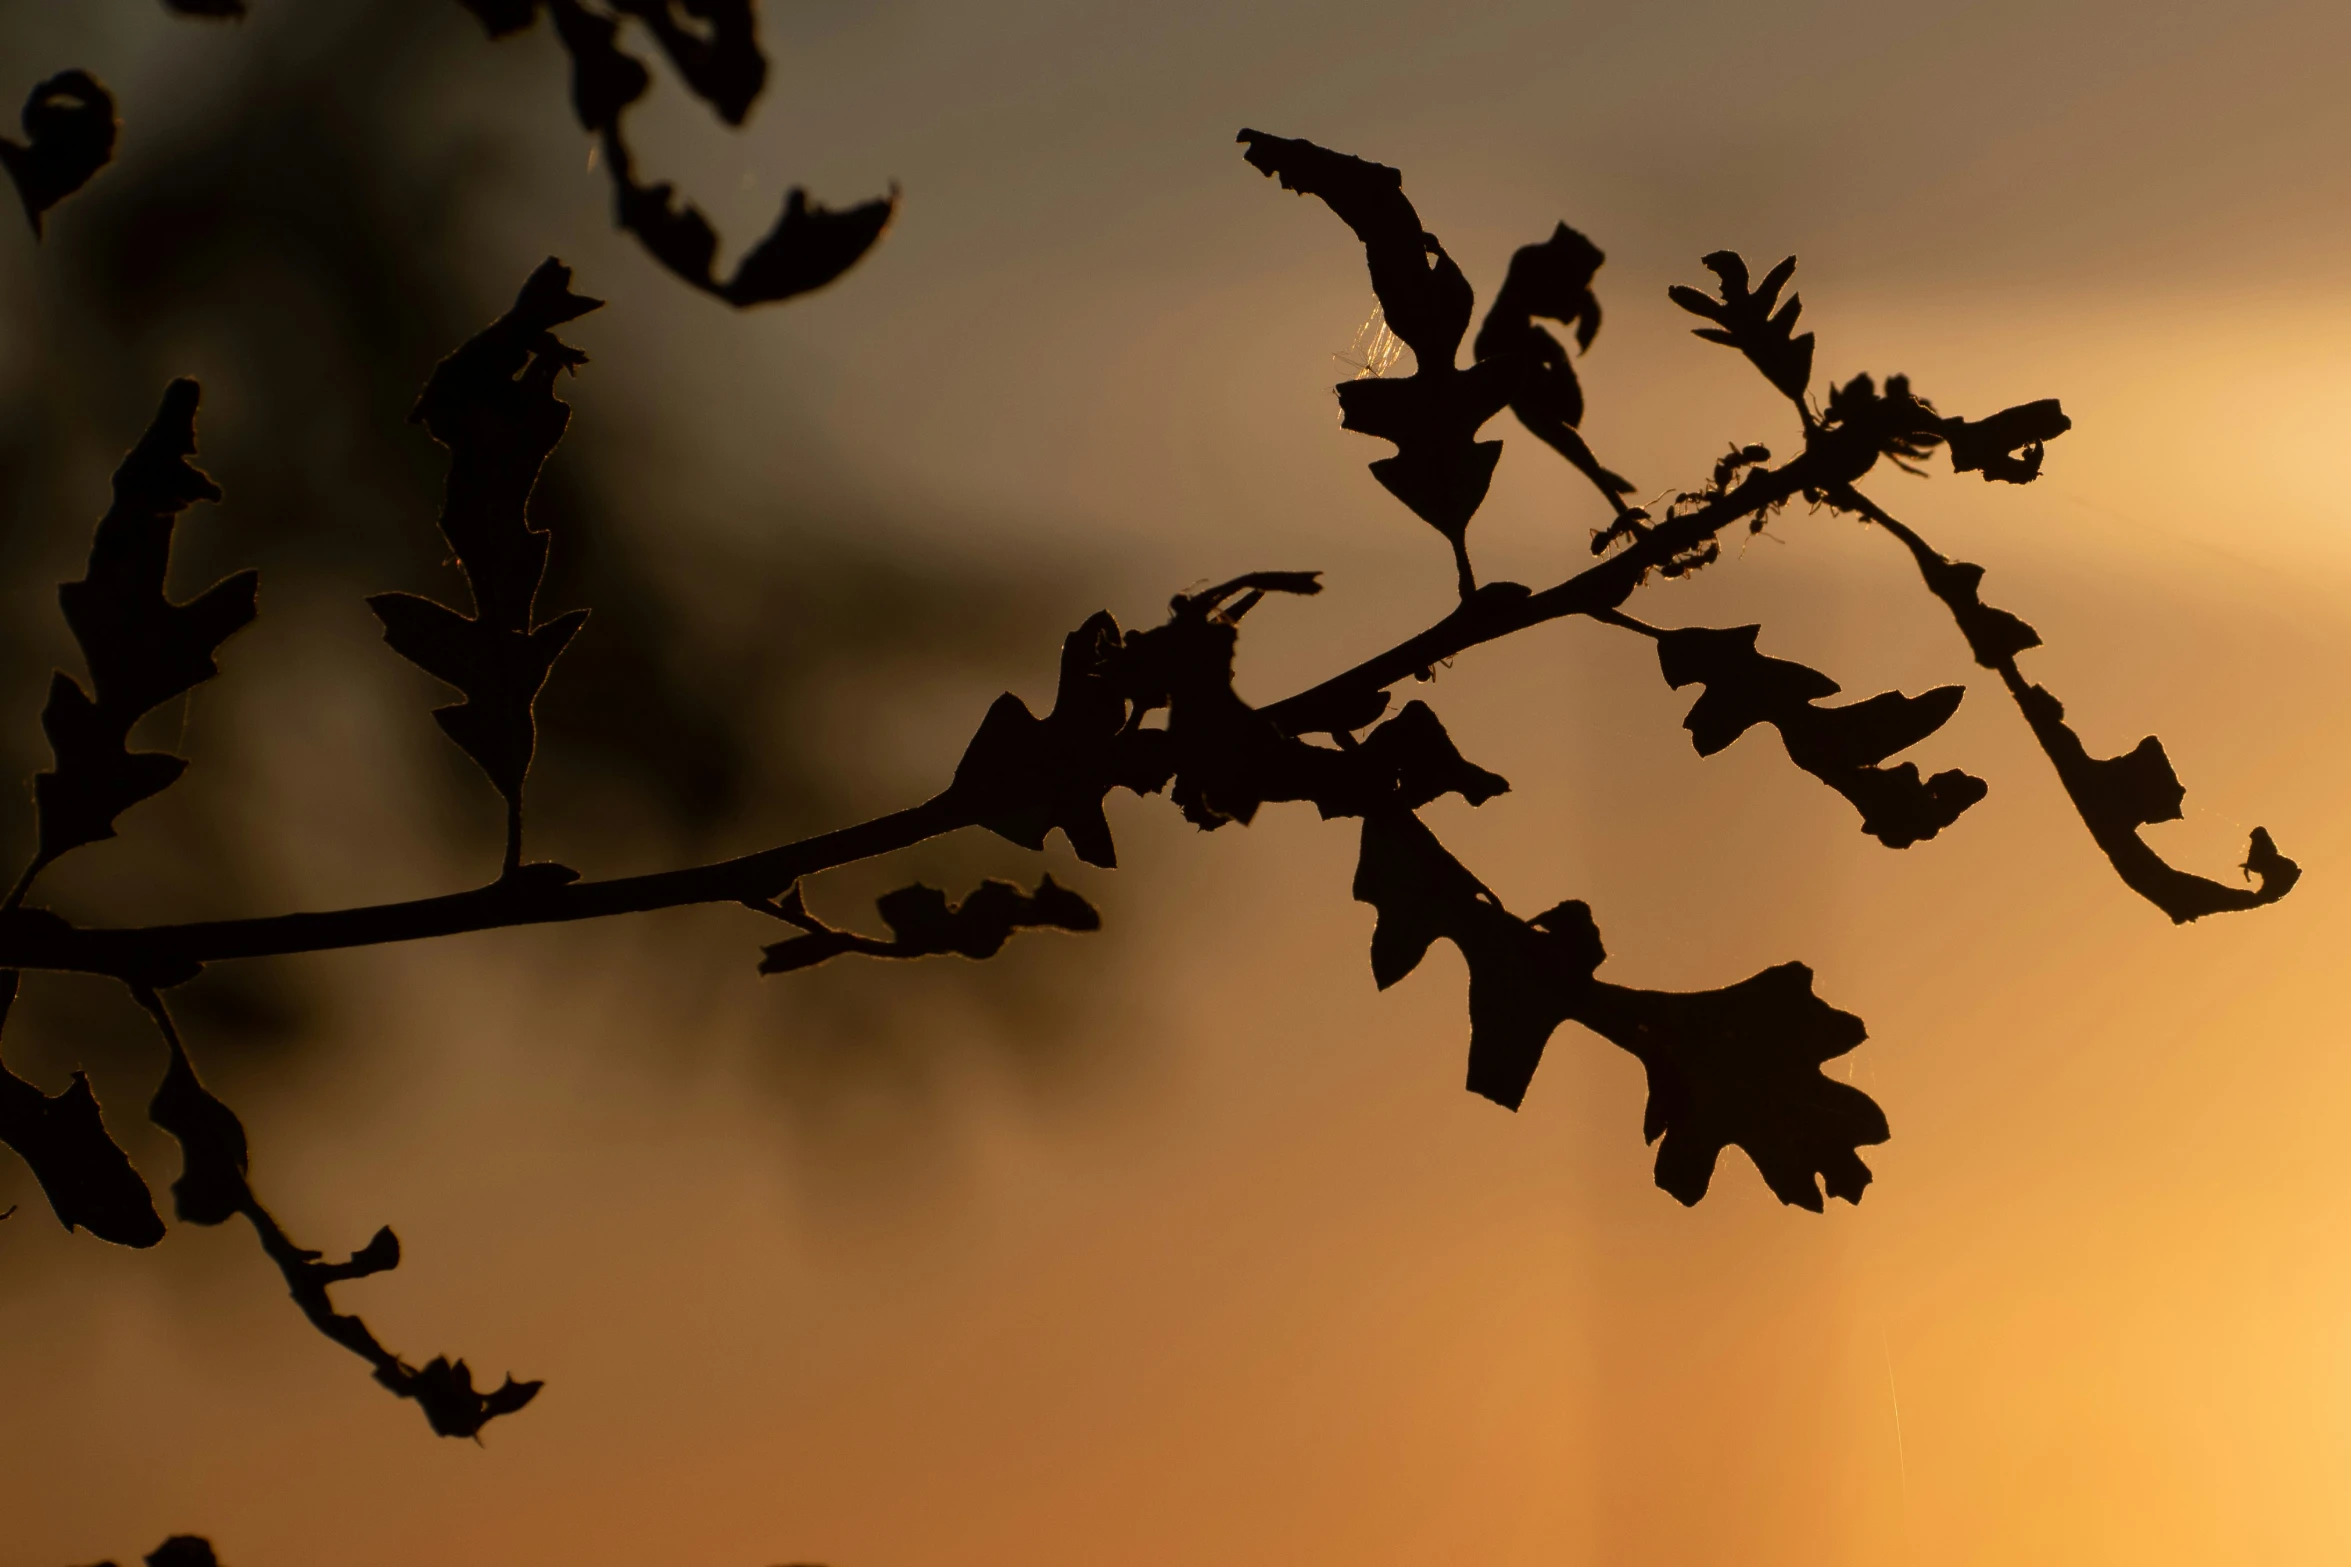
[136,985,542,1439]
[0,121,2305,1469]
[1831,485,2300,921]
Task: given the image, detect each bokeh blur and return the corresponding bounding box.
[4,2,2351,1563]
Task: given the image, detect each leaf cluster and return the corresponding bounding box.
[12,1,894,312]
[0,124,2306,1480]
[459,0,896,306]
[1238,130,1631,597]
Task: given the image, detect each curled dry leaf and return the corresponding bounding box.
[473,0,895,307]
[0,70,116,235]
[1473,221,1636,506]
[1238,129,1509,595]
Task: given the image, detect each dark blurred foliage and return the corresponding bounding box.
[0,2,1100,1215]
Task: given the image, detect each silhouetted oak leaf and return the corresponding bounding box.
[1575,965,1885,1210]
[1239,130,1515,589]
[0,70,115,236]
[378,260,599,812]
[1668,251,1814,404]
[35,379,256,865]
[1335,372,1513,553]
[1653,624,1985,847]
[1351,815,1884,1197]
[369,594,588,804]
[1352,809,1494,988]
[0,1061,163,1247]
[1350,812,1605,1107]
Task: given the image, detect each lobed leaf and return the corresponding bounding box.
[1351,812,1886,1207]
[1651,624,1986,847]
[1670,250,1815,404]
[1578,965,1885,1210]
[380,261,600,836]
[1239,129,1511,591]
[32,380,256,869]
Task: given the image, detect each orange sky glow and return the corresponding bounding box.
[6,3,2351,1565]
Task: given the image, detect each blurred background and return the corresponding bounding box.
[3,2,2350,1563]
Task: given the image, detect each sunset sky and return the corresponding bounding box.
[7,3,2351,1565]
